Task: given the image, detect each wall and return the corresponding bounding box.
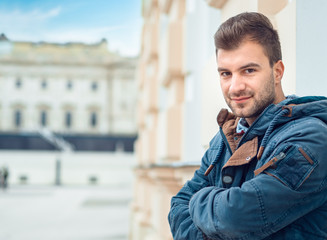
[183,0,221,160]
[296,0,327,96]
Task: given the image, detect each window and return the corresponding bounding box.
[40,110,47,127]
[66,80,73,90]
[65,111,72,128]
[91,81,98,91]
[90,112,97,127]
[15,78,22,89]
[14,110,22,127]
[41,79,47,89]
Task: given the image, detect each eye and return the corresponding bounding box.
[244,68,255,74]
[220,72,231,78]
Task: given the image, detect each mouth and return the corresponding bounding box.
[231,96,251,104]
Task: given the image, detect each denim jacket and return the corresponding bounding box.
[168,96,327,240]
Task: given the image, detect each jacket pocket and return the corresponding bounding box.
[264,145,317,190]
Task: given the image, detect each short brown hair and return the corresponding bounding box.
[214,12,282,66]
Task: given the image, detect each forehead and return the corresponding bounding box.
[217,41,270,69]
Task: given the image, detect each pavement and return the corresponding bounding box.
[0,184,132,240]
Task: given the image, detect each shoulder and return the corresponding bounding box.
[256,116,327,190]
[261,115,327,165]
[261,116,327,172]
[275,116,327,143]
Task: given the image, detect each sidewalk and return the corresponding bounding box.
[0,185,132,240]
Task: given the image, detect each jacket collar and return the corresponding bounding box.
[216,96,299,142]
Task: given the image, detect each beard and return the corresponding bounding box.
[226,72,276,119]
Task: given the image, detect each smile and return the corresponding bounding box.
[231,96,251,104]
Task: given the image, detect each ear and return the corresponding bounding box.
[273,60,284,84]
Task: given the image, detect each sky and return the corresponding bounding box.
[0,0,143,57]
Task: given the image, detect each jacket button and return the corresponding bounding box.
[246,156,251,161]
[222,175,233,184]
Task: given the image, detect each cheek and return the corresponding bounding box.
[220,81,229,95]
[256,76,274,95]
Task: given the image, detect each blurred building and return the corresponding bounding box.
[0,33,136,137]
[0,33,138,185]
[130,0,327,239]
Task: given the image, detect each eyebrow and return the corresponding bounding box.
[217,62,261,72]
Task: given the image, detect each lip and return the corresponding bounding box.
[231,96,251,104]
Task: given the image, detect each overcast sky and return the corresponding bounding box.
[0,0,143,57]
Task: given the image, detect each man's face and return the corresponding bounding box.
[217,41,278,125]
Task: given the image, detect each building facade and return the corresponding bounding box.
[130,0,327,239]
[0,34,137,150]
[0,34,138,185]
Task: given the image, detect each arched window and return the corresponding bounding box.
[14,110,22,127]
[41,79,48,89]
[15,77,22,89]
[90,112,97,127]
[66,80,73,90]
[91,81,98,91]
[40,110,47,127]
[65,111,72,128]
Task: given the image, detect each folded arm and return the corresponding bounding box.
[189,138,325,239]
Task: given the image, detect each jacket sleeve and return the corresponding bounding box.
[168,146,219,240]
[189,119,327,239]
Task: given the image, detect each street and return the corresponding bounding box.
[0,185,132,240]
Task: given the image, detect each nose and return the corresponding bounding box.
[229,74,246,95]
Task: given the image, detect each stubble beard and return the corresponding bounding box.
[227,73,276,120]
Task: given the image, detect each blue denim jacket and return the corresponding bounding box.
[168,96,327,240]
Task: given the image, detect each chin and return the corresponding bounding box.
[231,110,245,118]
[230,106,246,116]
[233,109,255,119]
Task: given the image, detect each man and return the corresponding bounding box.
[168,12,327,240]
